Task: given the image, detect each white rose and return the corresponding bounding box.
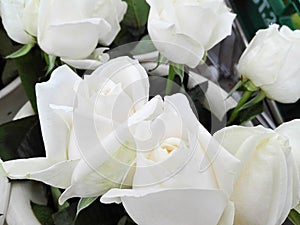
[101,94,240,225]
[146,0,235,68]
[0,0,39,44]
[276,119,300,178]
[237,24,300,103]
[214,125,300,225]
[1,56,149,191]
[38,0,127,59]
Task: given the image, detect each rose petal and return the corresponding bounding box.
[101,188,228,225]
[38,19,111,59]
[215,125,300,225]
[175,4,235,50]
[165,94,240,195]
[276,119,300,177]
[217,201,235,225]
[0,0,35,44]
[237,25,283,87]
[36,65,81,161]
[2,159,79,188]
[86,56,150,110]
[148,19,204,68]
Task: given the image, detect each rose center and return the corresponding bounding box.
[101,87,111,96]
[161,142,179,154]
[145,137,183,162]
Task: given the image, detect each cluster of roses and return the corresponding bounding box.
[1,0,300,225]
[1,55,300,225]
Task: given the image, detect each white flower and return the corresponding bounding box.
[214,125,300,225]
[1,56,149,191]
[1,65,82,188]
[37,0,127,59]
[58,59,155,203]
[237,24,300,103]
[146,0,235,68]
[0,0,39,44]
[276,119,300,178]
[101,94,240,225]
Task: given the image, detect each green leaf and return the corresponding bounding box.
[227,100,264,125]
[52,203,77,225]
[0,21,21,88]
[148,53,167,72]
[14,47,47,112]
[289,209,300,225]
[130,35,156,55]
[43,53,57,75]
[165,63,176,95]
[76,197,98,218]
[187,82,215,131]
[74,201,126,225]
[0,116,45,161]
[1,60,18,86]
[122,0,150,33]
[227,90,253,125]
[240,91,266,110]
[6,43,35,59]
[53,200,127,225]
[112,23,138,47]
[0,22,20,56]
[226,80,243,99]
[172,63,184,83]
[31,202,55,225]
[117,216,128,225]
[243,79,259,92]
[202,51,207,62]
[51,187,69,212]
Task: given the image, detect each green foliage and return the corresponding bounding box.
[0,20,20,88]
[0,60,18,87]
[227,99,264,125]
[113,0,149,47]
[14,47,47,112]
[130,35,156,55]
[289,209,300,225]
[51,200,130,225]
[31,202,55,225]
[76,197,97,218]
[117,216,136,225]
[52,203,77,225]
[122,0,150,35]
[43,53,57,75]
[0,116,45,161]
[51,187,70,212]
[6,43,35,59]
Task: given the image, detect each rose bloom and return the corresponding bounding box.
[0,0,126,68]
[0,0,39,44]
[101,94,240,225]
[1,57,149,192]
[38,0,127,59]
[214,125,300,225]
[237,24,300,103]
[146,0,235,68]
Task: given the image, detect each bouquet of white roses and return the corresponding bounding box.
[1,0,300,225]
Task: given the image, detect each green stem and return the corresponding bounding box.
[165,64,176,95]
[227,90,253,125]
